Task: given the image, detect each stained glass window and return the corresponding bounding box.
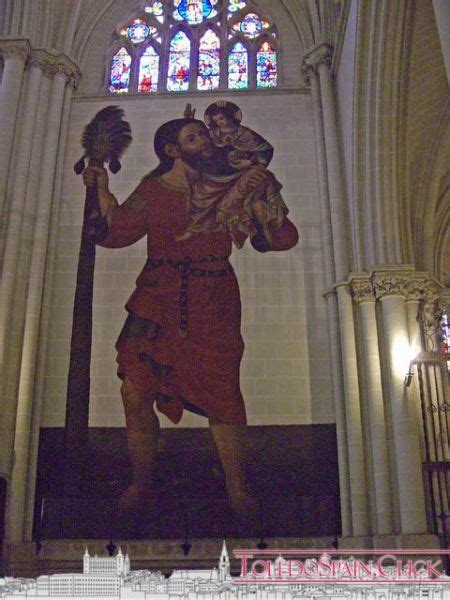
[167,31,191,91]
[228,42,248,89]
[198,30,220,90]
[257,41,277,88]
[228,0,247,13]
[233,13,270,39]
[126,19,156,44]
[440,313,450,372]
[139,46,160,93]
[109,47,132,93]
[109,2,278,93]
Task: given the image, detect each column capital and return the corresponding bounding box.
[350,277,375,304]
[28,49,81,90]
[0,38,31,62]
[370,267,443,302]
[303,43,333,70]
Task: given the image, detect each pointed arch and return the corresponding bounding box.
[109,46,132,93]
[256,39,277,88]
[138,45,160,92]
[228,40,248,89]
[101,1,285,94]
[197,28,220,90]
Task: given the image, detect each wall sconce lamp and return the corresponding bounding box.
[404,346,420,388]
[404,368,414,388]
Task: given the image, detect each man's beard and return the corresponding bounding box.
[179,148,214,174]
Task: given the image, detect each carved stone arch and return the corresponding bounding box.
[435,190,450,286]
[412,106,450,282]
[350,0,415,270]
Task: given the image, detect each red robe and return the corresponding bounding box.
[99,175,298,424]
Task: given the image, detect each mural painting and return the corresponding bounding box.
[75,101,298,521]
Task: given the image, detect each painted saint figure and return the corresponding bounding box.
[82,111,298,514]
[177,101,288,248]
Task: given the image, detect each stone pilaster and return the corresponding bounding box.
[350,276,394,535]
[303,42,350,281]
[0,40,31,223]
[0,41,81,542]
[335,282,370,536]
[305,42,352,537]
[371,268,428,534]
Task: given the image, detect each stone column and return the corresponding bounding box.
[23,84,74,542]
[2,50,80,542]
[335,283,370,537]
[373,270,428,534]
[303,43,350,281]
[351,277,394,536]
[0,56,44,401]
[303,61,351,536]
[0,39,30,224]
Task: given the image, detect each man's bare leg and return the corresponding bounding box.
[209,419,257,517]
[120,377,160,509]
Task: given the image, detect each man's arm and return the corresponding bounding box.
[251,218,299,252]
[83,166,148,248]
[237,169,299,253]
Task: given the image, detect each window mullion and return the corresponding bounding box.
[219,18,228,90]
[190,30,199,92]
[248,40,257,88]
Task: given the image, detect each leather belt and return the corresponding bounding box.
[145,256,233,336]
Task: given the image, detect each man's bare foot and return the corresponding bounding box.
[118,483,148,511]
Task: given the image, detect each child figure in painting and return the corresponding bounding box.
[176,101,288,248]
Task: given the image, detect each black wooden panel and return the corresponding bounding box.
[33,426,340,540]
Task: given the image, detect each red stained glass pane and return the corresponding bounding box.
[139,46,159,93]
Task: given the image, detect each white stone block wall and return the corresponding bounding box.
[42,91,334,428]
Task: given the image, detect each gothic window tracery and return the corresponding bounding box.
[107,0,278,94]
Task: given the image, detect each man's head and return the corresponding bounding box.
[152,118,214,176]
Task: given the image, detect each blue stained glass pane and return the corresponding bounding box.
[239,13,262,38]
[176,0,213,24]
[228,42,248,89]
[198,30,220,90]
[109,47,132,93]
[139,46,159,93]
[257,41,277,88]
[167,31,191,91]
[127,19,151,43]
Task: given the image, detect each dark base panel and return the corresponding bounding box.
[33,425,341,541]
